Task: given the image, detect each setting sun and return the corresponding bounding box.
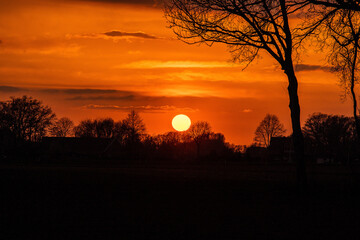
[172,114,191,132]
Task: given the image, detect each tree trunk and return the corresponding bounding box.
[350,73,360,142]
[284,66,307,191]
[350,38,360,142]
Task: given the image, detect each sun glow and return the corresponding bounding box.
[172,114,191,132]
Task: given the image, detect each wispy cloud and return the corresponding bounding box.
[70,30,161,41]
[295,64,333,72]
[104,31,158,39]
[40,88,119,94]
[0,85,134,96]
[84,104,198,113]
[0,85,26,92]
[69,0,158,7]
[116,60,238,69]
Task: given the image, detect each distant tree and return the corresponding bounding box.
[188,121,212,158]
[49,117,74,137]
[303,113,354,162]
[74,119,96,138]
[95,118,114,138]
[164,0,309,187]
[74,118,116,138]
[254,114,286,147]
[121,110,146,145]
[0,96,55,142]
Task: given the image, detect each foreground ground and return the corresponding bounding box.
[1,162,360,239]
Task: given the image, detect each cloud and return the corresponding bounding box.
[243,109,253,113]
[0,85,135,97]
[116,61,238,69]
[84,104,198,113]
[67,95,135,101]
[295,64,333,72]
[0,85,26,92]
[70,0,158,7]
[40,88,120,94]
[70,30,161,41]
[104,31,158,39]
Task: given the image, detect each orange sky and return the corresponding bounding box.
[0,0,356,145]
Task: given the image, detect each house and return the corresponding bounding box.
[268,137,293,162]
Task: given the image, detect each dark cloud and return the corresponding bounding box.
[0,86,26,92]
[0,85,134,97]
[72,0,157,5]
[104,31,158,39]
[67,95,135,101]
[0,40,2,44]
[295,64,333,72]
[84,104,198,113]
[40,88,120,94]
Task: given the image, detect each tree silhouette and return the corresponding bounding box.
[121,110,146,145]
[188,121,212,158]
[0,96,55,142]
[254,114,286,147]
[327,11,360,141]
[74,119,97,138]
[74,118,116,138]
[300,4,360,141]
[164,0,308,187]
[49,117,74,137]
[95,118,115,138]
[303,113,354,163]
[308,0,360,11]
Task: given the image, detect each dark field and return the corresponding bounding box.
[1,163,360,240]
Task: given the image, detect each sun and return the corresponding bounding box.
[172,114,191,132]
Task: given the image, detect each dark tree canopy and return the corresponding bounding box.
[303,113,355,162]
[49,117,74,137]
[308,0,360,11]
[0,96,55,142]
[74,118,116,138]
[74,119,97,138]
[254,114,286,147]
[121,110,146,144]
[188,121,212,144]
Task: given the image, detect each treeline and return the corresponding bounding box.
[1,96,359,164]
[248,113,360,164]
[0,96,242,162]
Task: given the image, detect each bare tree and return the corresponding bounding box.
[74,119,96,138]
[0,96,55,142]
[327,11,360,141]
[303,112,354,163]
[299,4,360,141]
[164,0,308,187]
[188,121,212,158]
[95,118,115,138]
[121,110,146,145]
[74,118,117,138]
[254,114,286,147]
[49,117,74,137]
[308,0,360,11]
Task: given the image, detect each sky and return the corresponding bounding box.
[0,0,357,145]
